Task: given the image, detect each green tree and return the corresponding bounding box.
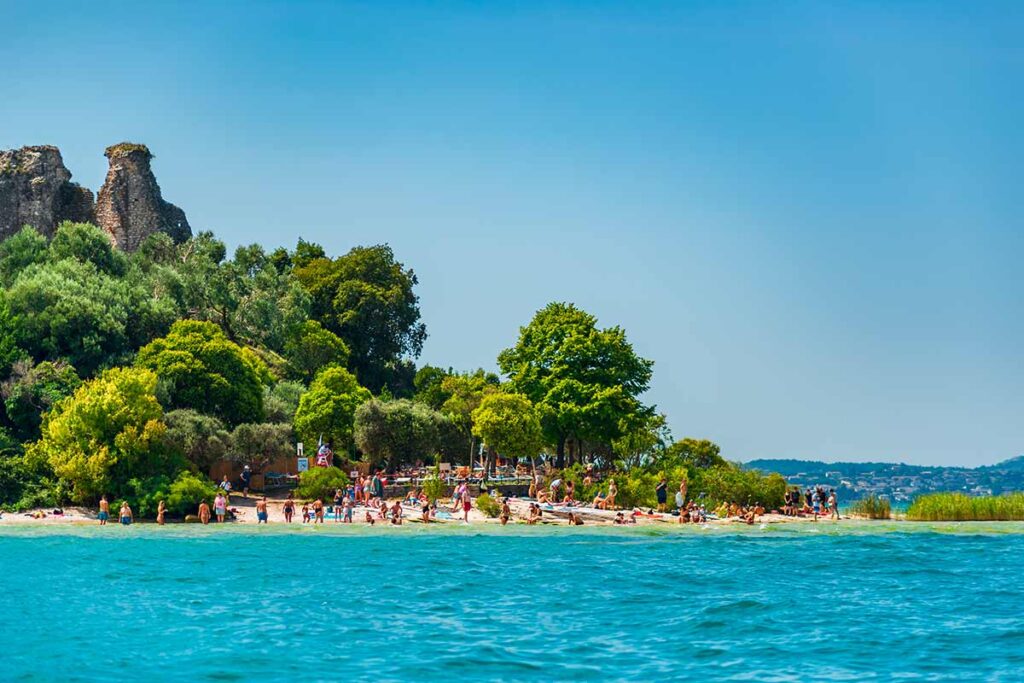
[28,367,179,503]
[353,398,447,468]
[498,302,653,467]
[0,298,26,378]
[413,365,453,409]
[284,320,350,383]
[49,222,127,276]
[663,438,727,470]
[0,226,48,287]
[0,359,81,441]
[471,392,545,465]
[439,370,500,465]
[294,244,426,392]
[136,320,270,427]
[263,381,306,424]
[229,422,293,472]
[162,409,231,473]
[612,412,670,470]
[293,365,371,449]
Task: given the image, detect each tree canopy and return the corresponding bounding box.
[498,302,654,466]
[354,398,448,467]
[293,365,371,449]
[135,320,270,427]
[471,392,545,463]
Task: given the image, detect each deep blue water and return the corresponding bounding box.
[2,523,1023,682]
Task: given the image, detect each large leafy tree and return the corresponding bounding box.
[293,244,426,393]
[0,226,48,287]
[293,365,371,449]
[438,370,500,464]
[1,360,81,441]
[135,320,270,427]
[28,367,178,503]
[162,409,231,474]
[229,422,293,472]
[283,320,350,383]
[498,302,654,467]
[353,398,447,468]
[471,392,545,463]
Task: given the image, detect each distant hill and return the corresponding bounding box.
[745,458,1024,502]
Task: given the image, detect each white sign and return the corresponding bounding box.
[296,442,304,456]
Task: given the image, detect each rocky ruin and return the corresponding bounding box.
[0,142,191,250]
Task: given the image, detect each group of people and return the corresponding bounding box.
[782,486,839,520]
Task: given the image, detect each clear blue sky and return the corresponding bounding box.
[2,1,1021,466]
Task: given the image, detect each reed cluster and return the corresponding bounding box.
[849,494,891,519]
[906,492,1024,521]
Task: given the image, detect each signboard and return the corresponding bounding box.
[296,442,304,457]
[297,457,309,473]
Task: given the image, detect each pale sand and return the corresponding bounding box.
[0,495,853,527]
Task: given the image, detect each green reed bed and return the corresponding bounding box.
[849,494,891,519]
[907,492,1024,521]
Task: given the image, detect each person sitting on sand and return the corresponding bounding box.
[98,495,109,525]
[256,496,268,524]
[119,501,133,526]
[500,498,511,525]
[157,500,166,525]
[199,500,211,524]
[390,500,403,525]
[364,510,375,525]
[527,504,541,524]
[593,491,607,509]
[563,481,576,505]
[313,498,325,524]
[537,487,551,504]
[214,492,227,523]
[614,512,626,525]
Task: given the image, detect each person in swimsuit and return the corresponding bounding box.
[364,510,375,525]
[343,494,354,523]
[119,501,133,525]
[461,488,472,523]
[390,500,403,525]
[421,500,431,523]
[527,504,541,524]
[333,489,343,522]
[313,498,325,523]
[256,496,268,524]
[199,500,211,524]
[500,498,511,525]
[655,479,667,512]
[98,496,109,525]
[283,494,294,523]
[302,503,310,523]
[605,479,618,510]
[214,492,227,523]
[157,500,166,525]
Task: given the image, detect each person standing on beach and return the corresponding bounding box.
[157,500,166,525]
[343,493,354,523]
[214,492,227,523]
[828,489,839,520]
[371,471,384,502]
[655,479,667,512]
[333,488,343,522]
[219,475,232,501]
[460,487,472,523]
[119,501,133,526]
[313,498,325,523]
[678,479,688,510]
[256,496,268,523]
[283,494,294,523]
[240,466,251,498]
[500,498,511,525]
[199,500,211,524]
[98,496,109,525]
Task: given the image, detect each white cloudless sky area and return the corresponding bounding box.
[2,1,1021,466]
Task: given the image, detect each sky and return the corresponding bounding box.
[1,1,1021,467]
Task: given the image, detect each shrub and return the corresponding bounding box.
[907,492,1024,521]
[850,494,891,520]
[475,492,501,518]
[295,466,349,501]
[165,472,220,517]
[421,468,447,503]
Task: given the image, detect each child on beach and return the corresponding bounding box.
[302,503,310,523]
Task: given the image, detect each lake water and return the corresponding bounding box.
[2,522,1023,681]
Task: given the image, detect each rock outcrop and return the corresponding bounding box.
[94,143,191,251]
[0,145,95,240]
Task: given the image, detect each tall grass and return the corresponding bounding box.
[907,492,1024,521]
[849,494,891,520]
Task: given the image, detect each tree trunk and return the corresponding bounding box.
[555,437,566,469]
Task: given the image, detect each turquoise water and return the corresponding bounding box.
[2,523,1023,682]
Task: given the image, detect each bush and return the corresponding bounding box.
[295,466,349,501]
[165,472,220,517]
[850,494,891,520]
[421,469,447,503]
[475,492,501,518]
[907,492,1024,521]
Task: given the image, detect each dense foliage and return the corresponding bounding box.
[907,492,1024,521]
[0,222,789,514]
